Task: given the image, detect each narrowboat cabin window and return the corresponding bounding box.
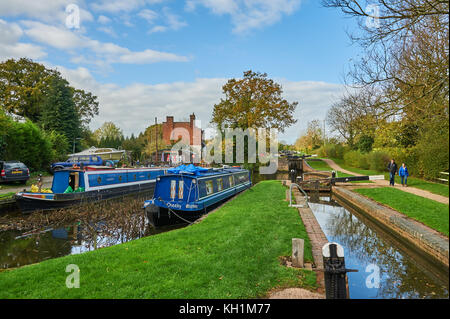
[178,180,184,199]
[170,180,176,199]
[205,180,213,195]
[217,178,223,191]
[229,175,234,187]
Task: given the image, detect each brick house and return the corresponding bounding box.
[160,113,204,164]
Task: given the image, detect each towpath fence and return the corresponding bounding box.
[438,171,449,184]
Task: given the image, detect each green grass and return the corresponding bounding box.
[354,187,449,236]
[306,160,373,183]
[0,181,316,298]
[0,192,15,200]
[327,157,449,197]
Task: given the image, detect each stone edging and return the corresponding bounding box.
[333,186,449,268]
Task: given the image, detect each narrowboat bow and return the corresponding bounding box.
[15,166,166,213]
[143,164,251,227]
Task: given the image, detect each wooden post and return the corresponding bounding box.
[292,238,304,268]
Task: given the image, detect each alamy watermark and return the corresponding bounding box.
[365,263,380,289]
[66,264,80,288]
[65,4,80,29]
[168,120,279,174]
[365,4,380,29]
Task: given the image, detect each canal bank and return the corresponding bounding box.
[333,186,449,268]
[0,181,318,298]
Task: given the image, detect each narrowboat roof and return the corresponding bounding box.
[165,164,248,178]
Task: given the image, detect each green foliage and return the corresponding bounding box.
[4,119,53,171]
[356,134,374,153]
[317,143,347,159]
[43,130,69,162]
[39,76,81,147]
[367,151,391,172]
[414,126,449,179]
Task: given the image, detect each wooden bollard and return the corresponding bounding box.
[292,238,304,268]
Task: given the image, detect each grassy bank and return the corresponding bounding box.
[0,180,316,298]
[327,158,449,197]
[306,159,372,183]
[354,187,449,236]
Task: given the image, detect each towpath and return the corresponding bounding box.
[321,158,449,205]
[0,176,53,195]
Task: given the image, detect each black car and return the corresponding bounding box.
[0,161,30,184]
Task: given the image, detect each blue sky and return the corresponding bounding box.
[0,0,362,143]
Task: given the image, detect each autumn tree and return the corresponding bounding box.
[0,58,99,128]
[94,122,124,147]
[211,70,298,132]
[294,120,323,152]
[324,0,449,177]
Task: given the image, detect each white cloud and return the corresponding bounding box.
[0,0,93,24]
[138,9,158,24]
[97,15,112,24]
[55,65,344,143]
[148,7,187,34]
[20,20,189,65]
[186,0,301,33]
[91,0,165,13]
[0,19,46,60]
[97,26,117,37]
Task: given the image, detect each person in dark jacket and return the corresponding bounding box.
[399,163,409,187]
[387,159,398,186]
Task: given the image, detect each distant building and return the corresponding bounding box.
[160,113,204,164]
[162,113,203,146]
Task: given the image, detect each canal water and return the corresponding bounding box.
[308,196,449,299]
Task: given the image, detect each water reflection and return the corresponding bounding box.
[0,195,184,269]
[308,197,449,299]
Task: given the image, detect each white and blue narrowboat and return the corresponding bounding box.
[143,164,251,227]
[15,166,166,213]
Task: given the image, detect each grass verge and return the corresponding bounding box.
[306,160,372,183]
[354,187,449,236]
[0,180,316,298]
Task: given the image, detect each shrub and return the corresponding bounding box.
[367,151,390,172]
[317,143,347,159]
[3,118,53,171]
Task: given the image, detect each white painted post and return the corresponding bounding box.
[292,238,304,268]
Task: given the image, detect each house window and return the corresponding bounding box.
[205,180,213,195]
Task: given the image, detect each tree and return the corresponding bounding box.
[211,70,298,132]
[294,120,323,151]
[93,122,124,143]
[324,0,449,178]
[0,58,100,129]
[40,76,82,149]
[0,58,58,122]
[72,88,99,129]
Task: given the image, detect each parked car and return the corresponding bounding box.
[50,155,114,173]
[0,161,30,184]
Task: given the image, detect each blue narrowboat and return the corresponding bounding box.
[143,164,251,227]
[15,166,166,213]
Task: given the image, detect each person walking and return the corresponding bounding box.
[399,163,409,187]
[387,159,398,186]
